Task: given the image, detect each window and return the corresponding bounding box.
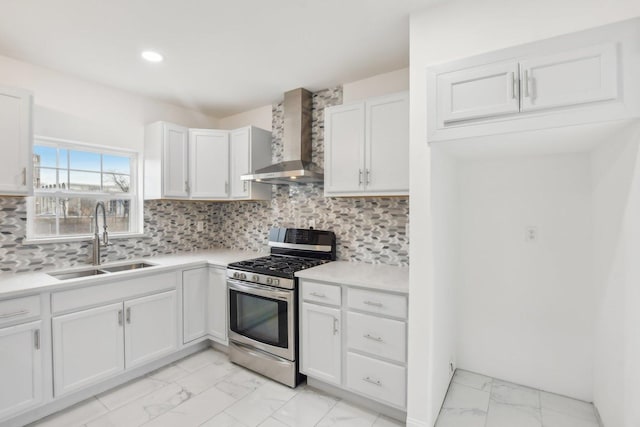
[28,137,141,241]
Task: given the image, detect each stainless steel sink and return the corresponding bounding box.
[100,262,155,273]
[49,269,108,280]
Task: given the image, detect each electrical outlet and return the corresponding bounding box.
[197,221,204,232]
[525,226,538,242]
[308,219,316,229]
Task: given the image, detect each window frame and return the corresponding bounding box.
[26,136,143,243]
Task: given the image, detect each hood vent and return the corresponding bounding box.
[241,88,323,185]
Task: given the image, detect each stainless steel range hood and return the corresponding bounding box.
[241,88,323,185]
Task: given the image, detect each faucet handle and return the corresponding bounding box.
[103,231,109,246]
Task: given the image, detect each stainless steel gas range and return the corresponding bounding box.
[226,227,336,387]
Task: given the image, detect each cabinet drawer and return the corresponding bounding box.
[301,281,341,306]
[346,352,406,408]
[347,312,406,363]
[347,288,407,319]
[0,295,40,327]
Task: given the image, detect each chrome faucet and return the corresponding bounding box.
[92,202,109,265]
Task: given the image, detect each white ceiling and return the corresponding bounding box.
[0,0,436,117]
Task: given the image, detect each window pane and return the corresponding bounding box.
[56,198,131,235]
[32,196,58,236]
[69,171,101,191]
[103,174,130,193]
[59,149,68,169]
[34,146,57,168]
[34,168,58,189]
[103,155,130,175]
[69,150,100,171]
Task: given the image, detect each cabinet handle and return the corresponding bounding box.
[333,317,339,335]
[225,181,229,194]
[366,169,371,185]
[118,309,123,326]
[34,329,40,350]
[358,169,363,186]
[523,69,531,98]
[126,307,131,324]
[509,72,519,100]
[363,333,383,342]
[0,309,29,319]
[363,300,383,307]
[185,181,190,193]
[310,292,326,298]
[22,167,27,186]
[362,376,382,386]
[243,181,248,192]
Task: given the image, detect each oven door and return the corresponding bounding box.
[227,279,295,361]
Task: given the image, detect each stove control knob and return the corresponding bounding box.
[266,278,273,285]
[253,275,259,282]
[273,279,280,286]
[240,273,246,280]
[233,272,239,279]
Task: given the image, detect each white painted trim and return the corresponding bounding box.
[406,416,430,427]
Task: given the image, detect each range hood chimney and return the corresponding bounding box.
[241,88,324,185]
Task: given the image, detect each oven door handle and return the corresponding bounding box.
[227,279,292,301]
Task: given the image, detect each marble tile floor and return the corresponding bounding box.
[28,347,404,427]
[436,369,601,427]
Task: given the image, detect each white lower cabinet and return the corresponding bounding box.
[207,267,228,344]
[301,302,342,385]
[300,280,408,410]
[183,268,208,343]
[346,352,406,408]
[52,290,177,397]
[124,291,177,369]
[0,320,43,420]
[52,303,125,397]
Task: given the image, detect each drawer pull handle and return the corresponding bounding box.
[0,309,29,319]
[363,376,382,386]
[310,292,326,298]
[363,300,383,307]
[363,333,383,342]
[333,317,339,335]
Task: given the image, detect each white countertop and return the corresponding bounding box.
[0,248,263,299]
[295,261,409,294]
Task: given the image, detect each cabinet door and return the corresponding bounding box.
[52,303,124,397]
[437,60,520,123]
[207,267,228,344]
[183,268,208,344]
[189,129,229,199]
[162,123,189,198]
[0,321,42,420]
[0,87,32,196]
[324,103,366,195]
[230,128,251,199]
[519,43,618,112]
[365,92,409,194]
[124,290,177,369]
[300,303,341,385]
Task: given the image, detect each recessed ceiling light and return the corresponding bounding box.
[141,50,163,63]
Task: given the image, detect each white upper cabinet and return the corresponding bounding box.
[427,19,639,142]
[229,126,272,201]
[438,60,520,123]
[145,121,189,199]
[324,91,409,197]
[0,87,32,196]
[189,129,229,199]
[145,122,271,201]
[365,92,410,194]
[519,43,617,112]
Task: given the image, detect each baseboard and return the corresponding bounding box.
[3,341,209,427]
[406,417,430,427]
[306,377,406,422]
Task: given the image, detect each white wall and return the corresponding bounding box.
[590,124,640,427]
[454,153,594,400]
[0,54,218,151]
[408,1,640,425]
[217,68,409,130]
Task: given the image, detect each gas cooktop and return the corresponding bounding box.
[228,255,329,279]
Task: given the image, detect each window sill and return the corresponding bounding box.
[23,233,145,245]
